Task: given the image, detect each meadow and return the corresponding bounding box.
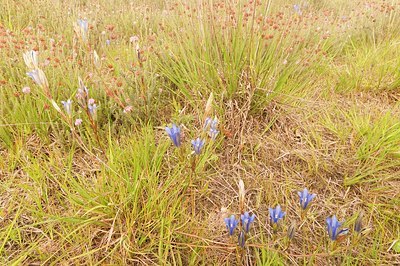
[0,0,400,264]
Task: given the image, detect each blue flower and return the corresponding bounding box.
[241,212,256,233]
[224,215,238,236]
[77,19,88,32]
[238,231,246,248]
[204,117,219,140]
[77,19,89,41]
[203,117,212,131]
[326,215,347,241]
[209,127,219,140]
[76,78,89,102]
[27,69,48,88]
[298,188,316,210]
[165,124,181,147]
[191,138,205,155]
[269,205,285,224]
[293,4,302,15]
[61,99,73,115]
[88,103,97,117]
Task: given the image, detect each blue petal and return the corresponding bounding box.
[165,127,172,136]
[308,193,316,202]
[250,214,255,222]
[268,208,274,218]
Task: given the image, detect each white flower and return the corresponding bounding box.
[22,86,31,94]
[23,50,39,70]
[27,69,48,88]
[75,118,83,126]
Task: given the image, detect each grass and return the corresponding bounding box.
[0,0,400,264]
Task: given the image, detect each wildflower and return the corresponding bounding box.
[287,222,297,240]
[269,205,286,224]
[76,78,89,101]
[61,99,73,115]
[75,118,83,126]
[130,35,139,43]
[209,128,219,140]
[203,117,212,131]
[191,138,205,155]
[298,188,316,210]
[23,50,39,69]
[123,105,133,113]
[238,231,246,248]
[354,212,363,234]
[204,117,219,140]
[75,19,89,41]
[293,4,302,15]
[88,103,97,117]
[27,69,49,88]
[78,19,88,32]
[88,98,95,105]
[241,212,256,233]
[165,124,181,147]
[210,117,218,128]
[106,39,111,46]
[224,215,238,236]
[22,86,31,94]
[326,215,348,241]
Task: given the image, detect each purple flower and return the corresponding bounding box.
[165,124,181,147]
[224,215,238,236]
[240,212,256,233]
[203,117,212,131]
[191,138,205,155]
[269,205,285,224]
[77,19,88,33]
[293,4,302,15]
[204,117,219,140]
[76,78,89,102]
[88,103,97,117]
[77,19,89,41]
[61,99,73,115]
[26,69,48,88]
[298,188,316,210]
[75,118,82,126]
[326,215,348,241]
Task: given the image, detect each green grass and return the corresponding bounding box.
[1,0,400,264]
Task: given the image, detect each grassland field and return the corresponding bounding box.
[0,0,400,265]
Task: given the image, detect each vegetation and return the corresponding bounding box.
[0,0,399,264]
